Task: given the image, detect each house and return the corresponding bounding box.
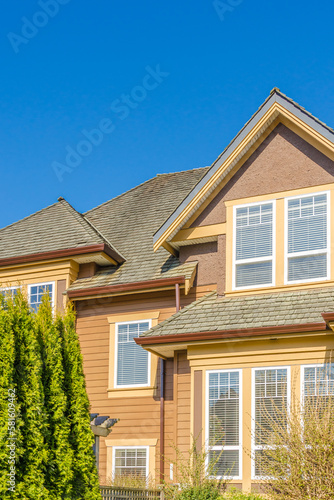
[1,88,334,491]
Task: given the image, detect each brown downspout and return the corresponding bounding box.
[160,284,181,483]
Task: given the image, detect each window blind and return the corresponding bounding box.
[287,194,328,282]
[114,448,147,477]
[235,203,273,288]
[254,368,288,477]
[116,322,150,386]
[208,371,240,478]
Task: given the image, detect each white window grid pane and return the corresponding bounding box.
[286,192,330,283]
[0,287,18,300]
[253,367,289,478]
[234,202,275,289]
[29,283,54,312]
[303,364,334,399]
[114,448,148,477]
[207,370,241,479]
[116,321,150,387]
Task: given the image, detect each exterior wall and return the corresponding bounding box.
[188,333,334,491]
[0,259,79,311]
[191,124,334,227]
[75,286,212,484]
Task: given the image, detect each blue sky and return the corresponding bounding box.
[1,1,334,228]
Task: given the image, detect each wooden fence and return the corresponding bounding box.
[100,486,164,500]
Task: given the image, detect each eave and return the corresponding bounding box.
[0,243,125,268]
[154,90,334,254]
[135,321,332,358]
[67,276,186,300]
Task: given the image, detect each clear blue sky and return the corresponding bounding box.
[1,1,334,228]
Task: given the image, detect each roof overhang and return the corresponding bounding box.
[136,321,331,358]
[0,243,125,268]
[153,89,334,254]
[67,276,187,300]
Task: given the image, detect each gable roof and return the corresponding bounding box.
[66,167,208,294]
[0,198,125,265]
[137,287,334,345]
[153,89,334,252]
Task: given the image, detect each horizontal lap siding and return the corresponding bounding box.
[75,287,207,483]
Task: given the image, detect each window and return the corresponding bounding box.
[115,321,151,387]
[28,282,54,312]
[113,447,148,478]
[233,201,275,289]
[253,367,289,478]
[207,370,242,479]
[0,286,18,300]
[302,364,334,405]
[286,192,330,284]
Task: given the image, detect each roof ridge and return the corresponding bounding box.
[85,166,210,215]
[144,290,217,336]
[82,213,126,260]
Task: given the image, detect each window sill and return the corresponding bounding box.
[107,386,158,398]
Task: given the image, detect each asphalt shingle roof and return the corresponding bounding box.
[66,167,209,291]
[142,288,334,338]
[0,198,123,261]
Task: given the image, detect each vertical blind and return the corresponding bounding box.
[254,368,288,477]
[208,371,240,477]
[235,203,273,288]
[114,448,147,477]
[287,194,328,282]
[116,322,150,386]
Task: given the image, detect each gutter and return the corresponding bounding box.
[67,276,186,300]
[0,243,125,268]
[136,321,328,346]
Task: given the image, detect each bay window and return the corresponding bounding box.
[207,370,242,479]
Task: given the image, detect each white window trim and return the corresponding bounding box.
[112,445,149,479]
[284,190,331,285]
[114,319,152,389]
[232,199,276,290]
[205,368,243,480]
[27,282,55,310]
[301,362,334,402]
[251,365,291,480]
[0,285,20,295]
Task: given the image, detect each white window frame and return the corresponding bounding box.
[0,286,19,298]
[28,281,56,309]
[232,199,276,290]
[114,319,152,389]
[301,363,334,402]
[284,191,330,285]
[112,445,149,479]
[28,282,55,311]
[251,365,291,480]
[205,368,243,480]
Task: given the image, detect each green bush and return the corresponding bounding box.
[171,482,222,500]
[221,487,265,499]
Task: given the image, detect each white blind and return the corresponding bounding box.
[254,368,288,477]
[304,365,334,401]
[235,203,273,288]
[116,322,149,386]
[208,371,240,477]
[287,194,328,282]
[114,448,147,477]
